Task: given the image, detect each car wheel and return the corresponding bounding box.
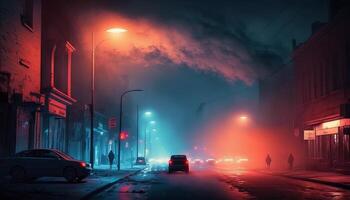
[63,167,77,183]
[10,166,26,182]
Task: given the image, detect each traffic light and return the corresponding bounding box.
[120,131,128,140]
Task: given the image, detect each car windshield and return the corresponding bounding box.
[171,155,187,160]
[54,150,74,160]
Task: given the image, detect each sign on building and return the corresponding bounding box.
[304,130,315,140]
[48,99,66,118]
[108,117,117,129]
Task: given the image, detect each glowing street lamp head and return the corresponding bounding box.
[144,111,152,117]
[106,27,128,33]
[240,116,248,120]
[150,121,156,125]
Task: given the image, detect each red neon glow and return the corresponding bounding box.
[120,131,128,140]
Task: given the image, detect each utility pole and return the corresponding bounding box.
[144,128,147,159]
[90,31,95,169]
[136,105,139,159]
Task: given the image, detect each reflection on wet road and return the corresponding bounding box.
[92,165,350,200]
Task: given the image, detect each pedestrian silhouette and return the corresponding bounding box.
[266,154,272,169]
[288,153,294,170]
[108,150,115,170]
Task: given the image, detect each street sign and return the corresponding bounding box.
[108,117,117,129]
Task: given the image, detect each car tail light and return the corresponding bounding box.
[185,160,189,165]
[168,160,173,165]
[80,162,86,167]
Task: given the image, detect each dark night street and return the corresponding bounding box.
[92,166,350,200]
[1,0,350,199]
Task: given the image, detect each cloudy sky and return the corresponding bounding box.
[70,0,329,154]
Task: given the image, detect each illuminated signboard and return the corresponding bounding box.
[304,130,315,140]
[316,127,338,136]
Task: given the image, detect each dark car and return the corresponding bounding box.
[168,155,189,173]
[135,157,146,165]
[0,149,91,182]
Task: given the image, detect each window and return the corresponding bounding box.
[36,150,60,159]
[15,150,34,157]
[21,0,34,30]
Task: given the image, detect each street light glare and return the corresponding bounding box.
[240,116,248,120]
[145,111,152,116]
[106,28,128,33]
[150,121,156,124]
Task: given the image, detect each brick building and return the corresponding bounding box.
[0,0,78,156]
[40,1,77,151]
[0,0,43,156]
[294,2,350,169]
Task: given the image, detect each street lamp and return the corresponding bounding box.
[106,28,128,33]
[150,120,156,125]
[117,89,144,171]
[144,111,152,117]
[90,27,127,169]
[239,116,248,120]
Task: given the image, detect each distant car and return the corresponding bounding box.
[192,158,204,165]
[168,155,189,173]
[135,157,146,165]
[206,159,216,166]
[0,149,91,182]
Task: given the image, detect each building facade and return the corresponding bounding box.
[40,1,77,151]
[0,0,43,156]
[294,5,350,169]
[0,0,80,156]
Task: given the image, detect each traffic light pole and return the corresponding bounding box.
[117,90,143,171]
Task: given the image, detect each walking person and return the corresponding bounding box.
[266,154,272,169]
[288,153,294,170]
[108,150,115,170]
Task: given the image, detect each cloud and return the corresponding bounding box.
[92,14,267,84]
[73,0,327,84]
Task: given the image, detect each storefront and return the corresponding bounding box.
[304,119,350,169]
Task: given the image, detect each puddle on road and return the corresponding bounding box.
[218,174,254,199]
[95,170,164,200]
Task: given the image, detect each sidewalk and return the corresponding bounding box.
[258,169,350,190]
[0,165,145,200]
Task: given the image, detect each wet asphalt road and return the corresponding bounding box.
[92,165,350,200]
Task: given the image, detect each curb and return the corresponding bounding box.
[256,170,350,190]
[80,168,145,200]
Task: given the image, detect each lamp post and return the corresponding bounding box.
[144,120,156,159]
[117,89,143,171]
[136,105,139,159]
[90,28,127,169]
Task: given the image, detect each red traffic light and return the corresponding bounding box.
[120,131,128,140]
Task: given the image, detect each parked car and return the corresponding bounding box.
[168,155,189,173]
[0,149,91,182]
[135,157,147,165]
